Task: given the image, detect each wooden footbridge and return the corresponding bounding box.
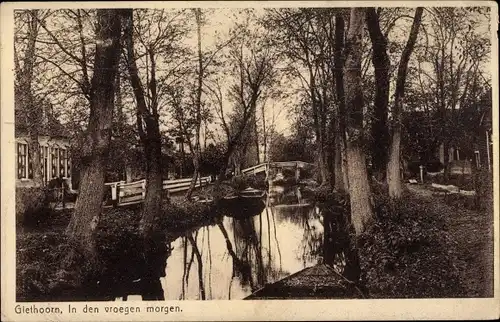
[242,161,314,177]
[100,160,314,207]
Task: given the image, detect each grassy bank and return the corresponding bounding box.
[311,181,493,298]
[16,199,222,302]
[16,178,261,301]
[358,183,493,298]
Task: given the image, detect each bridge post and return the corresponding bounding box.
[295,164,300,181]
[118,183,124,206]
[111,183,117,201]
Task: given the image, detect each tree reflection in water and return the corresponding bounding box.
[321,205,361,283]
[217,221,253,291]
[162,185,361,300]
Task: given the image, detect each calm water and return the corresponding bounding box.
[116,185,342,301]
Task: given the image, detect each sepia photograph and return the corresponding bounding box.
[1,1,498,321]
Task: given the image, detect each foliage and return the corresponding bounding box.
[200,143,227,176]
[228,174,268,192]
[268,131,315,164]
[16,187,52,227]
[17,198,220,301]
[357,190,467,298]
[429,169,493,211]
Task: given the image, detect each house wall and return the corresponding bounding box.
[15,135,72,189]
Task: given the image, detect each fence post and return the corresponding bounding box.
[486,130,491,172]
[111,183,117,201]
[61,182,65,210]
[141,180,146,199]
[118,182,124,205]
[115,183,120,207]
[419,165,424,184]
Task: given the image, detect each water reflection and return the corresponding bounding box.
[161,186,333,300]
[111,185,356,301]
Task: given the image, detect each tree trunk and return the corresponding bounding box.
[180,141,185,178]
[334,12,346,192]
[254,111,260,164]
[334,131,344,191]
[123,9,164,237]
[318,146,330,187]
[343,8,373,236]
[387,7,423,199]
[186,8,204,200]
[366,8,390,180]
[261,103,267,162]
[16,11,43,186]
[387,113,403,197]
[140,128,164,237]
[443,140,451,181]
[66,9,122,263]
[114,63,128,182]
[186,167,200,200]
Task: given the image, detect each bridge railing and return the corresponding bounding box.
[103,160,313,206]
[242,163,268,175]
[105,175,213,206]
[241,161,315,176]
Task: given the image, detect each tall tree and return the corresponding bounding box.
[15,10,57,186]
[343,8,374,235]
[417,8,490,180]
[15,10,42,185]
[333,11,347,192]
[185,8,205,200]
[207,25,276,182]
[386,7,423,198]
[123,9,165,238]
[365,8,390,180]
[263,8,335,186]
[65,9,123,263]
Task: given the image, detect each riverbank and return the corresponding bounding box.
[405,184,494,297]
[249,183,494,299]
[17,179,494,301]
[356,183,493,298]
[16,198,222,302]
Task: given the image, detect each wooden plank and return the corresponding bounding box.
[164,178,193,185]
[120,181,144,189]
[121,187,144,195]
[118,200,143,206]
[120,194,144,203]
[168,186,191,193]
[165,182,192,190]
[105,181,123,186]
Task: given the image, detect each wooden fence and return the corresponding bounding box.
[105,176,213,206]
[51,161,314,209]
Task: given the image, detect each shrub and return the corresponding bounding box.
[16,187,52,227]
[358,192,466,298]
[472,168,493,211]
[428,173,474,190]
[229,175,268,192]
[244,174,268,190]
[429,169,492,211]
[229,176,249,192]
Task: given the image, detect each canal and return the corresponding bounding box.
[115,184,351,301]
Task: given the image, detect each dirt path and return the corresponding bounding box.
[407,184,494,297]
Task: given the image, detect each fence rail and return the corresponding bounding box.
[62,160,315,208]
[103,175,213,206]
